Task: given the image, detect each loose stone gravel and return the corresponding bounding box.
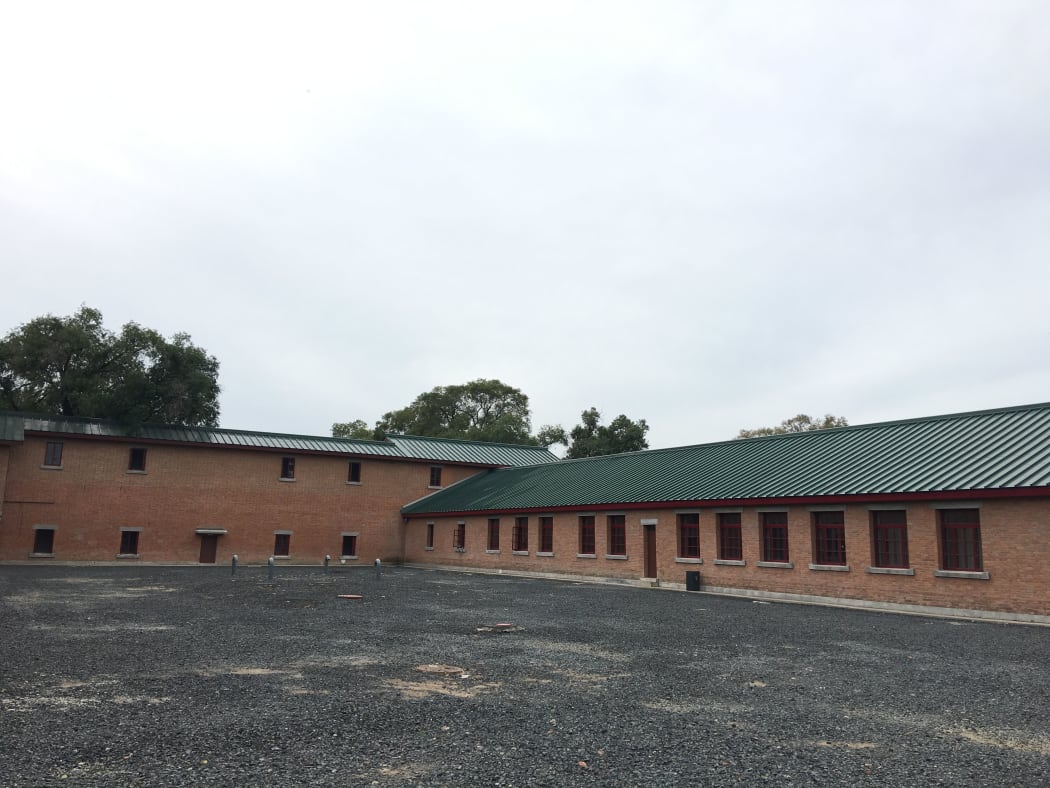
[1,565,1047,786]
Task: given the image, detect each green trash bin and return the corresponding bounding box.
[685,570,700,591]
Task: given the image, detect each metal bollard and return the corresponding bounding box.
[231,554,238,576]
[324,554,330,574]
[374,557,382,580]
[268,555,275,580]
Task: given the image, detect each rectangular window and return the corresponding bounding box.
[128,447,147,472]
[761,512,789,562]
[579,516,595,555]
[274,533,291,556]
[488,518,500,550]
[44,441,64,467]
[678,513,700,558]
[341,534,357,557]
[607,515,626,556]
[940,509,982,571]
[813,511,846,565]
[426,523,434,549]
[33,528,55,555]
[280,457,295,480]
[348,461,362,483]
[717,512,742,560]
[512,516,529,552]
[429,466,443,487]
[453,522,466,550]
[540,517,554,553]
[872,510,909,568]
[119,530,140,556]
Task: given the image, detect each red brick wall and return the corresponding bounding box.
[0,434,481,565]
[403,499,1050,616]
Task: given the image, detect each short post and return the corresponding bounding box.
[268,555,275,581]
[231,554,238,576]
[374,557,382,580]
[324,554,330,574]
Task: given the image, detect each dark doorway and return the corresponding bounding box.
[199,534,218,564]
[643,523,657,579]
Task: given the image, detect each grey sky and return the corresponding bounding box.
[3,1,1048,449]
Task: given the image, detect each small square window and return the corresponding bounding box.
[341,534,357,557]
[44,441,64,467]
[128,448,147,472]
[429,466,443,487]
[280,457,295,480]
[119,530,140,556]
[348,461,362,483]
[274,533,291,556]
[33,528,55,555]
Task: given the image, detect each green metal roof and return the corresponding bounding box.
[0,412,558,467]
[402,402,1050,515]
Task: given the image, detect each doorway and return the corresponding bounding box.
[199,534,218,564]
[643,523,657,579]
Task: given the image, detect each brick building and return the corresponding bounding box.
[2,403,1049,622]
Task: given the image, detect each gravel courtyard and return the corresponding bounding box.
[0,565,1047,787]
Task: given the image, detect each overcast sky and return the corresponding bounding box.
[2,1,1048,449]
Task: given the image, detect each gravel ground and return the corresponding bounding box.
[0,564,1047,787]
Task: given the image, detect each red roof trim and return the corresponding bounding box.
[402,486,1050,519]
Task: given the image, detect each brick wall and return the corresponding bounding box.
[0,434,481,565]
[403,498,1050,616]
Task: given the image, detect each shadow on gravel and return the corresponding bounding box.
[1,564,1048,786]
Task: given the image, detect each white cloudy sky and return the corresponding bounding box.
[2,1,1048,449]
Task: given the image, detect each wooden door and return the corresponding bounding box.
[199,534,218,564]
[643,524,657,578]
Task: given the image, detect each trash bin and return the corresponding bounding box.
[685,570,700,591]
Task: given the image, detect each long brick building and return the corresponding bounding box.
[2,403,1049,623]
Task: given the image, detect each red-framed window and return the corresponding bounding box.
[717,512,742,560]
[429,466,443,487]
[512,517,529,552]
[426,523,434,549]
[607,515,626,556]
[761,512,789,562]
[872,510,909,568]
[813,511,846,565]
[539,517,554,553]
[939,509,982,571]
[44,441,64,467]
[678,513,700,558]
[487,518,500,551]
[453,522,466,550]
[273,533,290,556]
[280,456,294,479]
[348,461,362,483]
[33,528,55,554]
[579,516,595,554]
[341,534,357,557]
[119,530,140,555]
[129,448,148,472]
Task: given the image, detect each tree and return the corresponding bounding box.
[736,413,848,439]
[334,379,566,446]
[0,306,220,427]
[331,419,375,440]
[565,407,649,458]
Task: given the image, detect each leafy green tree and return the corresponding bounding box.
[331,419,375,440]
[0,306,220,427]
[335,379,567,446]
[736,413,848,439]
[565,407,649,458]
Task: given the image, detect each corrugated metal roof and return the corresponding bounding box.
[402,402,1050,515]
[0,412,558,467]
[387,435,559,467]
